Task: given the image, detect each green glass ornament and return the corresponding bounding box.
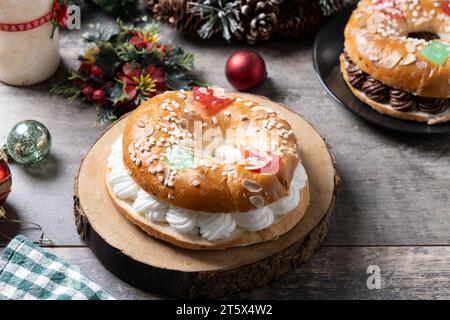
[4,120,52,165]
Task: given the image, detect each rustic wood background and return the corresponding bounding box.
[1,5,450,299]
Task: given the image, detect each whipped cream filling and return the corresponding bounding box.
[107,136,308,242]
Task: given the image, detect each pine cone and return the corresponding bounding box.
[277,2,326,38]
[152,0,204,37]
[153,0,186,25]
[234,0,281,44]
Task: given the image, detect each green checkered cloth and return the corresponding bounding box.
[0,235,114,300]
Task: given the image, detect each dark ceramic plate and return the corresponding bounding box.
[313,8,450,134]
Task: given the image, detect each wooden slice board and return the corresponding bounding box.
[74,93,340,298]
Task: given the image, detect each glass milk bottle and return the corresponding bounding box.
[0,0,60,86]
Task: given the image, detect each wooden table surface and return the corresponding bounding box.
[1,9,450,300]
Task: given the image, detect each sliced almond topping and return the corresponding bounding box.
[137,120,146,128]
[162,167,170,181]
[223,164,235,171]
[166,180,174,188]
[195,171,207,180]
[145,124,154,136]
[249,195,265,208]
[401,53,416,65]
[242,179,263,193]
[251,107,267,118]
[416,60,428,69]
[384,52,401,69]
[368,54,379,62]
[252,106,275,116]
[244,159,269,171]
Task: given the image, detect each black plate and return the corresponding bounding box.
[313,8,450,134]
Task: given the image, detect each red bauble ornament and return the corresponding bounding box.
[0,158,12,206]
[225,50,267,91]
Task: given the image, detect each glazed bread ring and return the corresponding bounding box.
[342,0,450,124]
[106,89,310,250]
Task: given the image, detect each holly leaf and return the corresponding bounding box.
[95,42,121,78]
[164,47,195,72]
[107,80,129,105]
[116,43,140,62]
[165,72,197,90]
[51,18,203,124]
[141,50,164,68]
[142,21,160,35]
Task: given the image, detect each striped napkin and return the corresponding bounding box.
[0,235,114,300]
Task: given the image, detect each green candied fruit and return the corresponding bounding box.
[164,146,199,170]
[419,41,450,66]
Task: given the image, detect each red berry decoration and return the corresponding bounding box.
[92,89,105,100]
[225,50,267,91]
[0,159,12,206]
[79,62,91,73]
[443,1,450,16]
[82,85,94,97]
[90,65,103,78]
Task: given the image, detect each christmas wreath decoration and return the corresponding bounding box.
[52,20,203,123]
[148,0,351,44]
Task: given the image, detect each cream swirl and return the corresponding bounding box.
[107,135,140,200]
[233,206,274,231]
[197,213,236,241]
[108,136,308,241]
[107,137,124,169]
[133,190,167,222]
[108,167,141,200]
[269,164,307,215]
[166,207,198,234]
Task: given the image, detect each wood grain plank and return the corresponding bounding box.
[1,9,450,248]
[19,246,450,300]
